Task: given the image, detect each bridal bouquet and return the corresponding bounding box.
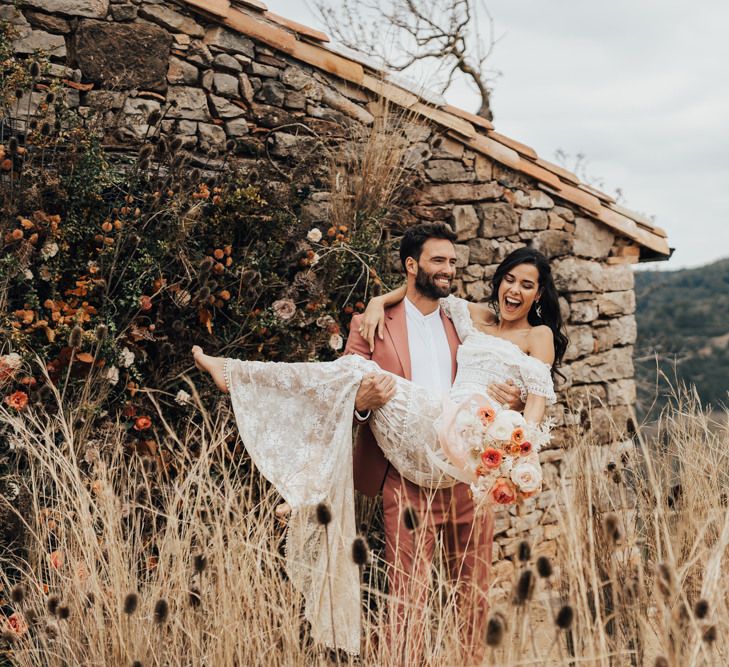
[435,394,551,505]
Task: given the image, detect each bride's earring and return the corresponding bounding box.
[535,301,542,318]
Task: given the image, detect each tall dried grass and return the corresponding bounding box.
[1,378,728,666]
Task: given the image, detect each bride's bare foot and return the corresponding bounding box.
[192,345,228,393]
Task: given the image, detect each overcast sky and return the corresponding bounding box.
[274,1,729,270]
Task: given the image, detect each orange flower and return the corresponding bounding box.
[511,427,525,446]
[477,405,496,426]
[481,448,503,470]
[5,611,28,636]
[520,441,533,456]
[490,478,517,505]
[134,415,152,431]
[5,390,29,411]
[49,549,65,570]
[509,442,522,457]
[139,295,153,311]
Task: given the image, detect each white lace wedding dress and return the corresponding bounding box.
[224,295,556,655]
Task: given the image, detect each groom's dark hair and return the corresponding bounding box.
[399,222,456,270]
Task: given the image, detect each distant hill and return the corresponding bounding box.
[634,257,729,417]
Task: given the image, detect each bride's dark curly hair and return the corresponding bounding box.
[488,247,569,375]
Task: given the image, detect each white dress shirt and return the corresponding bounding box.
[404,297,453,395]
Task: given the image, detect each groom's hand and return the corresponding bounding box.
[355,373,396,413]
[488,379,524,412]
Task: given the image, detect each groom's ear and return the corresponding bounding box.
[405,256,418,276]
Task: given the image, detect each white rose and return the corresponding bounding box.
[2,353,22,370]
[328,333,343,351]
[510,462,542,493]
[272,298,296,321]
[119,347,135,368]
[105,366,119,386]
[306,228,323,243]
[311,252,320,266]
[24,269,34,280]
[487,410,526,440]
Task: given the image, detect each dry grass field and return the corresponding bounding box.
[1,378,728,666]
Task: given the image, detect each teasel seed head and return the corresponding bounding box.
[611,470,622,484]
[517,540,531,562]
[199,257,214,274]
[654,657,669,667]
[132,661,144,667]
[171,153,185,169]
[15,88,24,100]
[694,598,709,620]
[44,619,59,640]
[351,536,370,566]
[193,553,207,573]
[69,325,83,349]
[603,513,621,544]
[555,604,574,630]
[189,585,201,608]
[139,144,154,161]
[1,629,18,643]
[30,61,41,78]
[156,138,168,157]
[45,92,56,104]
[47,594,60,615]
[153,598,169,624]
[656,562,673,597]
[123,592,139,615]
[536,556,553,579]
[134,484,148,504]
[147,109,161,126]
[513,569,535,605]
[315,502,332,526]
[703,625,717,644]
[10,583,25,604]
[8,136,18,154]
[95,324,108,342]
[196,286,211,303]
[41,122,51,137]
[190,168,201,182]
[402,506,420,531]
[25,608,39,626]
[225,139,236,152]
[29,119,39,131]
[54,119,62,131]
[170,137,183,152]
[57,604,70,620]
[485,612,505,647]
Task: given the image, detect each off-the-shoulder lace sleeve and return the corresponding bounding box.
[522,358,556,405]
[439,294,476,341]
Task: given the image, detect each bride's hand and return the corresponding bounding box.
[360,296,386,352]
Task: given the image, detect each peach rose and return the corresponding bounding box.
[510,427,525,445]
[490,478,517,505]
[49,549,65,570]
[481,448,503,470]
[520,441,533,456]
[6,611,28,636]
[477,405,496,427]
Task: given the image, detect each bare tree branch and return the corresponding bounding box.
[310,0,501,121]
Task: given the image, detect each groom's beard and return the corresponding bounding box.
[415,266,453,299]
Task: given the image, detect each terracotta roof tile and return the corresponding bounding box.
[454,131,521,170]
[578,182,615,204]
[361,73,419,108]
[222,6,296,54]
[533,157,580,186]
[386,72,447,107]
[264,11,329,42]
[410,101,474,137]
[291,40,364,84]
[184,0,230,18]
[231,0,267,11]
[441,104,494,131]
[487,130,538,160]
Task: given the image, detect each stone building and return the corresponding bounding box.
[4,0,671,570]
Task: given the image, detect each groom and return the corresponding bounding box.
[347,222,521,661]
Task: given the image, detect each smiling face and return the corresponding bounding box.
[407,238,457,299]
[498,262,541,322]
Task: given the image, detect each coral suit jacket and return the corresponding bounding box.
[344,300,460,497]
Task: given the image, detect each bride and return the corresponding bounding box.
[192,244,568,655]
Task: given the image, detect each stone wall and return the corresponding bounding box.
[4,0,640,575]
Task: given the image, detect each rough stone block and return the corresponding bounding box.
[110,4,136,21]
[478,202,519,238]
[250,62,279,78]
[600,264,634,291]
[255,79,286,106]
[606,378,637,406]
[595,316,637,350]
[239,73,255,103]
[570,347,634,384]
[467,238,520,265]
[213,53,242,72]
[596,290,636,317]
[465,280,487,302]
[573,217,615,259]
[198,122,226,148]
[520,208,549,231]
[570,300,598,323]
[267,132,317,158]
[167,86,210,121]
[320,85,373,124]
[474,154,493,182]
[553,206,575,222]
[454,244,470,268]
[22,0,108,18]
[553,257,603,293]
[213,72,239,97]
[531,229,573,258]
[74,20,171,92]
[528,190,555,209]
[564,325,595,361]
[224,118,249,136]
[167,56,198,85]
[204,26,254,58]
[451,204,479,241]
[25,9,71,32]
[424,159,473,183]
[417,182,503,205]
[13,29,66,58]
[209,94,245,119]
[138,4,203,36]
